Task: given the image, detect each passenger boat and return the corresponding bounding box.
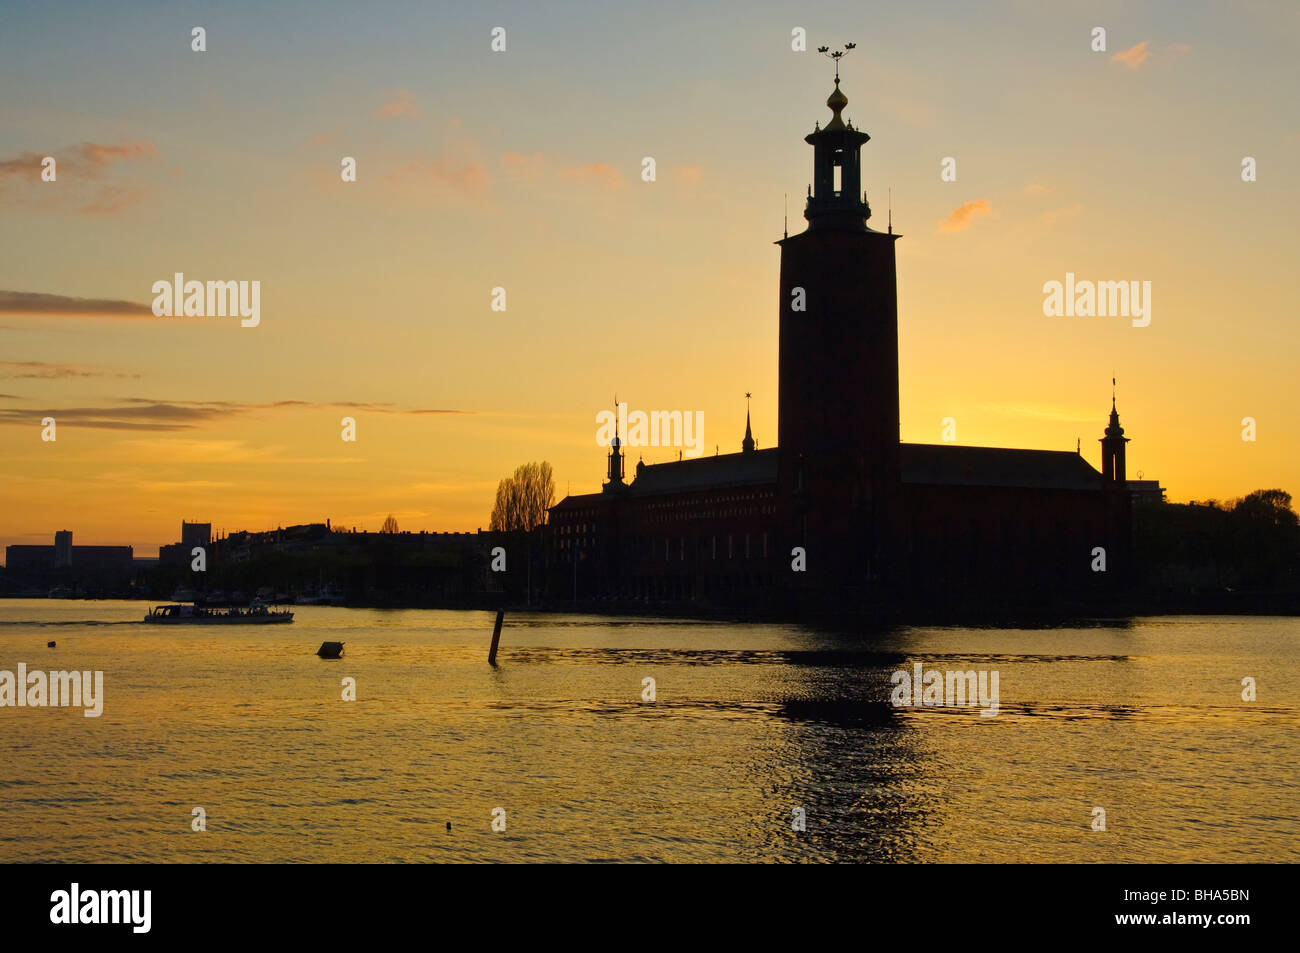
[143,599,294,624]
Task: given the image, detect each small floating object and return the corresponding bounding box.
[446,821,452,832]
[47,641,56,648]
[317,641,344,659]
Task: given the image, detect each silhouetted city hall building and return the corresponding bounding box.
[547,79,1133,613]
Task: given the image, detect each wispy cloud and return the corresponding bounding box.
[937,198,992,234]
[1041,202,1084,226]
[0,140,159,216]
[139,479,238,491]
[115,438,286,462]
[77,184,152,216]
[0,140,157,180]
[0,290,153,318]
[559,162,623,189]
[1111,41,1151,70]
[672,164,703,184]
[1114,41,1190,71]
[0,398,472,431]
[500,151,546,181]
[373,89,421,119]
[384,154,489,196]
[0,361,139,380]
[984,402,1098,424]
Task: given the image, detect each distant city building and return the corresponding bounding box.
[4,530,134,594]
[181,522,211,549]
[54,530,72,567]
[153,518,506,603]
[1127,480,1167,505]
[161,521,214,565]
[4,546,56,573]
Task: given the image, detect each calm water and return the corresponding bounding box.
[0,600,1295,863]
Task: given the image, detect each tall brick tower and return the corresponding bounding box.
[778,64,902,598]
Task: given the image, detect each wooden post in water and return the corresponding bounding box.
[488,609,504,666]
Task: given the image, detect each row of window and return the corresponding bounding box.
[645,504,777,524]
[555,532,775,560]
[654,532,770,561]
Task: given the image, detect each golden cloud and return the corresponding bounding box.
[1111,41,1151,70]
[937,198,992,234]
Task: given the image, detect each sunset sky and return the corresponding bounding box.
[3,0,1298,557]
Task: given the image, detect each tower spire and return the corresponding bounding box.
[742,392,755,452]
[1100,380,1129,484]
[604,395,625,492]
[804,43,871,231]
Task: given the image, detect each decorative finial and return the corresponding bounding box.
[816,45,854,129]
[817,42,856,84]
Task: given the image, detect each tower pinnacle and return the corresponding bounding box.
[604,397,625,492]
[742,392,755,452]
[1100,381,1130,483]
[803,45,872,232]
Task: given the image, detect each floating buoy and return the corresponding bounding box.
[317,641,344,659]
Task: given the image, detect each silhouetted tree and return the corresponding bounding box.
[1134,488,1300,593]
[489,462,555,532]
[1228,489,1300,588]
[380,515,399,534]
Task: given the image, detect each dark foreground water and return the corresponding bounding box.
[0,601,1295,863]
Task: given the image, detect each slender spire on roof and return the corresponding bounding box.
[742,392,755,452]
[604,395,626,492]
[1105,378,1126,438]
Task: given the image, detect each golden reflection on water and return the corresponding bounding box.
[1,602,1296,862]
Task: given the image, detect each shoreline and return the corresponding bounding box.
[5,592,1298,627]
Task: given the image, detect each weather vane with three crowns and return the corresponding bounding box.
[817,42,856,82]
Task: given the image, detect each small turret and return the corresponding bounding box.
[604,400,625,492]
[1100,382,1130,484]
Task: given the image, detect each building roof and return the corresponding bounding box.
[629,447,780,496]
[901,443,1104,491]
[552,492,606,511]
[553,442,1105,512]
